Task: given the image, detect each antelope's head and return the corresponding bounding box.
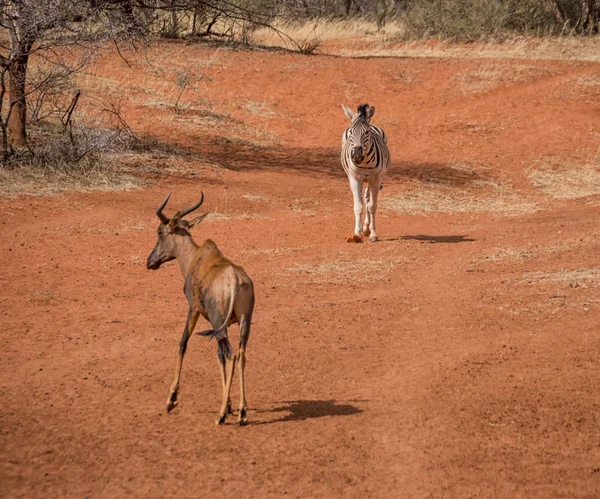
[146,192,208,270]
[343,104,375,165]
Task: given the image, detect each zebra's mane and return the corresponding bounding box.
[357,104,370,116]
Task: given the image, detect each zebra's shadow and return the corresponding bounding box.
[381,235,475,244]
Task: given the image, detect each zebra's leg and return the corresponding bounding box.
[363,185,371,237]
[349,176,364,239]
[366,180,380,242]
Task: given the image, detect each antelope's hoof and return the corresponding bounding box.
[166,399,178,413]
[216,414,227,426]
[347,235,363,243]
[369,236,379,243]
[363,227,371,237]
[239,408,248,426]
[226,403,234,416]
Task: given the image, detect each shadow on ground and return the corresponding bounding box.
[171,134,489,187]
[382,235,476,243]
[253,399,364,425]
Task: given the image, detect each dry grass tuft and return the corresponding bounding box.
[205,212,270,222]
[241,101,277,118]
[241,247,300,259]
[254,18,406,49]
[528,158,600,199]
[524,268,600,288]
[575,75,600,87]
[241,194,268,202]
[382,187,536,215]
[383,163,537,215]
[0,159,144,198]
[286,257,397,285]
[451,63,555,95]
[263,21,600,62]
[476,236,596,264]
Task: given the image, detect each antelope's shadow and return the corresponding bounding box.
[252,399,364,425]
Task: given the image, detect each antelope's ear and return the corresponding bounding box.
[189,212,209,228]
[342,104,355,120]
[366,105,375,119]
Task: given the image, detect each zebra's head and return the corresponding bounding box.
[343,104,375,165]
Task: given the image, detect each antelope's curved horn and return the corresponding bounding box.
[179,191,204,218]
[155,193,172,224]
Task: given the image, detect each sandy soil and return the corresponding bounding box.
[1,40,600,497]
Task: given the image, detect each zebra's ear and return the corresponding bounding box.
[342,105,355,120]
[367,105,375,119]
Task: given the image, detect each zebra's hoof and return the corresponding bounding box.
[347,235,363,243]
[363,227,371,237]
[369,236,379,242]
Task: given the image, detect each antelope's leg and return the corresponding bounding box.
[363,185,371,237]
[218,358,233,415]
[167,309,199,412]
[237,312,252,425]
[216,337,236,425]
[349,176,363,236]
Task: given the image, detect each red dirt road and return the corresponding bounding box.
[1,42,600,497]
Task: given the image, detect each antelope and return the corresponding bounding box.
[147,192,255,426]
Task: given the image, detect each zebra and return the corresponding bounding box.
[341,103,390,242]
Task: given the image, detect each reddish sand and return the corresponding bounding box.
[1,41,599,497]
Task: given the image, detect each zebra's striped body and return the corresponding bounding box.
[341,104,390,242]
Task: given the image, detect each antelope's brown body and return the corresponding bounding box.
[147,193,255,426]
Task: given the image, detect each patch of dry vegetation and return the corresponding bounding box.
[286,257,398,285]
[524,268,600,287]
[205,212,270,222]
[528,157,600,199]
[254,18,406,51]
[0,123,148,198]
[264,19,600,62]
[383,163,537,215]
[240,101,277,118]
[383,187,537,215]
[451,63,555,95]
[0,165,143,198]
[476,236,597,264]
[241,247,300,259]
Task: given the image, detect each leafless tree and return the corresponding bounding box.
[0,0,143,158]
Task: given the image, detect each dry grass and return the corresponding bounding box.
[256,19,600,62]
[241,247,301,259]
[241,194,268,202]
[339,36,600,62]
[574,75,600,87]
[0,161,144,198]
[528,158,600,199]
[88,220,147,234]
[382,163,537,215]
[382,187,537,215]
[254,18,407,50]
[205,212,270,222]
[240,101,277,119]
[476,236,596,264]
[285,257,398,285]
[451,63,555,95]
[524,268,600,288]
